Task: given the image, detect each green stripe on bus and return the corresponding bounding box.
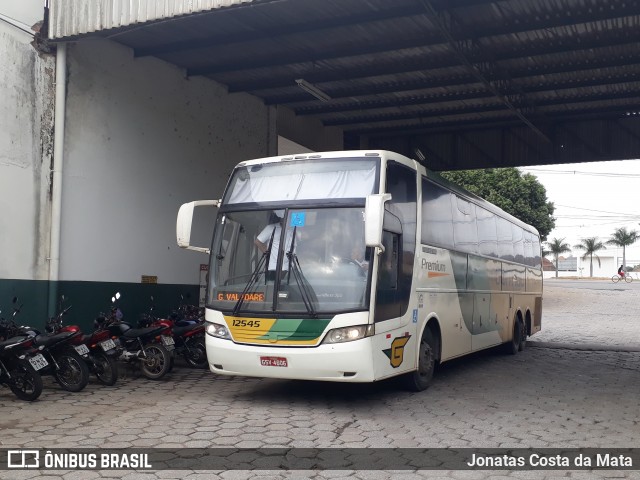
[256,318,331,341]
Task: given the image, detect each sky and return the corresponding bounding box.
[0,1,43,28]
[519,160,640,264]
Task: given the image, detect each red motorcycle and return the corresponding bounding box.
[138,297,207,369]
[46,297,119,386]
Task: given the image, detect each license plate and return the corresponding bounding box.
[75,344,90,356]
[100,339,116,352]
[260,356,288,367]
[29,354,48,371]
[161,336,175,346]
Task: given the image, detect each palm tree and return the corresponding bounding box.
[545,237,571,278]
[606,227,640,273]
[573,237,606,278]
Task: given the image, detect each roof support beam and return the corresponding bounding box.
[230,30,640,93]
[413,0,551,143]
[322,89,640,127]
[264,54,640,105]
[134,4,425,57]
[193,2,640,78]
[292,70,640,115]
[347,102,640,136]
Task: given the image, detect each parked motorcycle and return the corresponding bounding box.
[0,302,45,401]
[138,296,207,369]
[46,297,119,386]
[95,293,173,380]
[7,298,90,392]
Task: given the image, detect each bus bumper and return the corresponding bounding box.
[205,336,376,382]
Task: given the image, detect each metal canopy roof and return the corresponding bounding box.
[51,0,640,170]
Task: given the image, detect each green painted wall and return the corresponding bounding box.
[0,279,199,334]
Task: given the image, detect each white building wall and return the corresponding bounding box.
[543,255,617,279]
[0,18,55,281]
[578,255,616,278]
[60,37,274,284]
[276,106,344,154]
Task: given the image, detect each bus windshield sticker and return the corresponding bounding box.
[290,212,306,227]
[217,292,265,302]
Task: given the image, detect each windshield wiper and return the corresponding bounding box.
[284,227,317,317]
[232,227,276,315]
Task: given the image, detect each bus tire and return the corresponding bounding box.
[402,329,436,392]
[518,320,527,352]
[505,319,522,355]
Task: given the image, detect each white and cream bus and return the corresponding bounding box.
[177,150,542,391]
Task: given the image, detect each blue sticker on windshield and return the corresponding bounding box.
[291,212,306,227]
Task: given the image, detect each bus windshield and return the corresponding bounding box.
[208,207,371,315]
[223,157,378,204]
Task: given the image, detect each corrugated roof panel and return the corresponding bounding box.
[49,0,259,39]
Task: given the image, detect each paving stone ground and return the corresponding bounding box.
[1,281,639,479]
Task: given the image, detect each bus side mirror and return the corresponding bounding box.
[176,200,220,254]
[364,193,391,251]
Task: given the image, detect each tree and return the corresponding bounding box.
[606,227,640,272]
[546,238,571,278]
[440,168,555,240]
[573,237,606,278]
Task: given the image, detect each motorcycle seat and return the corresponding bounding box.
[33,331,75,348]
[0,335,30,350]
[122,325,165,339]
[172,323,203,337]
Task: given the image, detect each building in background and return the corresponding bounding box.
[0,1,343,329]
[543,254,620,279]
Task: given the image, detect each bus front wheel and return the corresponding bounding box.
[402,329,436,392]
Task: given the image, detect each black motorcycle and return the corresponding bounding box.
[138,296,207,370]
[8,298,89,392]
[95,293,173,380]
[0,303,45,400]
[0,333,44,401]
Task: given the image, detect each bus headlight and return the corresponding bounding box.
[322,325,374,344]
[205,321,231,340]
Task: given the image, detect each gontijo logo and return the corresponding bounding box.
[383,335,412,368]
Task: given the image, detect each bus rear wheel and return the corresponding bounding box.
[518,320,527,352]
[505,319,523,355]
[402,329,436,392]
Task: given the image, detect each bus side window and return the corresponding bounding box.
[375,231,401,322]
[378,231,399,289]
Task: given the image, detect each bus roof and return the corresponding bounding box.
[234,150,540,237]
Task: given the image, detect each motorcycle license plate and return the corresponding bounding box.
[260,356,288,367]
[29,354,48,371]
[75,344,90,356]
[161,336,175,346]
[100,339,116,352]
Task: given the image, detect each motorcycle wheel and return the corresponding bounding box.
[9,359,43,401]
[140,343,171,380]
[54,350,90,392]
[184,338,208,369]
[93,352,118,386]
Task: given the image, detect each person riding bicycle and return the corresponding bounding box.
[618,264,625,278]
